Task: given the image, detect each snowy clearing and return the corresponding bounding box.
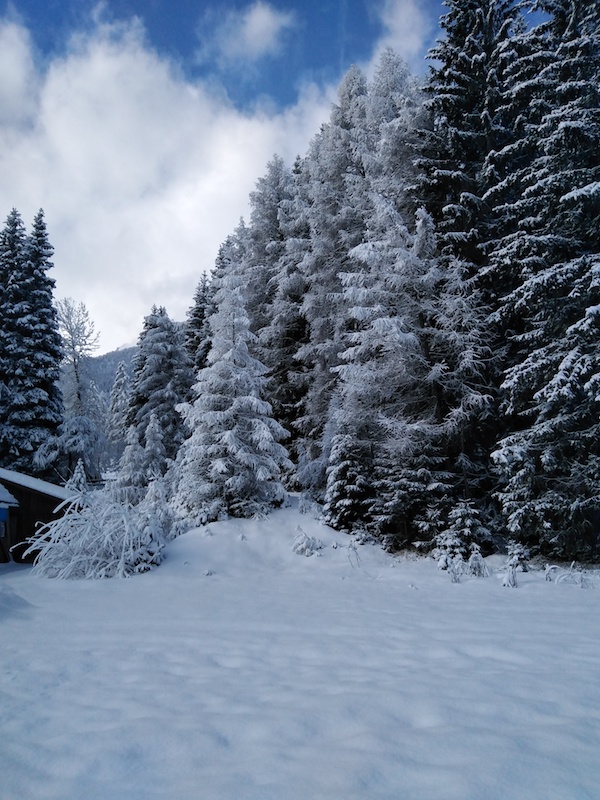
[1,500,599,800]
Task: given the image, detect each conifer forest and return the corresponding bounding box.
[1,0,599,564]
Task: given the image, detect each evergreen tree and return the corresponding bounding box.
[185,274,213,374]
[323,56,429,532]
[418,0,519,270]
[113,425,147,505]
[326,204,492,546]
[256,157,312,472]
[172,270,291,524]
[491,0,600,559]
[107,360,131,464]
[0,209,64,475]
[245,155,292,338]
[294,65,374,495]
[127,306,194,463]
[143,411,168,479]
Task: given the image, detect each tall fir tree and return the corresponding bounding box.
[418,0,519,271]
[324,204,492,546]
[107,360,131,464]
[172,270,291,524]
[185,273,213,374]
[256,156,312,473]
[491,0,600,558]
[127,305,194,463]
[294,65,375,496]
[0,209,63,475]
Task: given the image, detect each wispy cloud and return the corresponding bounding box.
[196,1,297,71]
[370,0,437,73]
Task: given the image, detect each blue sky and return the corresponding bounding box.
[0,0,446,351]
[8,0,445,106]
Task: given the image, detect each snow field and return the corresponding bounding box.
[1,503,599,799]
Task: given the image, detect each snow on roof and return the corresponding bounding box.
[0,482,19,507]
[0,468,73,502]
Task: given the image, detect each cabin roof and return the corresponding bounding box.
[0,482,19,508]
[0,468,73,502]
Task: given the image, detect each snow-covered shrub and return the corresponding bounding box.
[22,487,165,579]
[354,529,377,546]
[501,540,530,588]
[502,558,518,588]
[65,458,88,493]
[299,493,322,518]
[545,562,592,588]
[448,554,464,583]
[292,526,323,557]
[507,540,530,572]
[435,528,465,571]
[467,543,490,578]
[139,474,175,541]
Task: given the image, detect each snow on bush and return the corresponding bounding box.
[292,525,323,557]
[502,558,518,588]
[435,528,464,571]
[545,562,592,588]
[22,487,166,579]
[507,540,530,571]
[467,543,490,577]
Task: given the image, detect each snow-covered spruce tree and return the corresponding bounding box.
[322,195,418,534]
[323,57,428,534]
[113,412,168,506]
[325,202,492,547]
[366,48,425,221]
[0,209,63,475]
[185,273,213,374]
[127,305,194,463]
[245,155,292,339]
[391,211,494,549]
[256,157,312,472]
[143,411,168,480]
[171,270,291,524]
[107,360,131,465]
[65,457,88,493]
[294,65,374,497]
[418,0,520,271]
[491,1,600,559]
[435,500,493,561]
[113,425,147,505]
[467,542,490,577]
[322,419,373,532]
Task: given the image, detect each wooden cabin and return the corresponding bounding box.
[0,468,73,563]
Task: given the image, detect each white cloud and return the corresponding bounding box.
[0,21,38,124]
[0,2,438,355]
[0,17,332,353]
[197,1,297,70]
[370,0,437,74]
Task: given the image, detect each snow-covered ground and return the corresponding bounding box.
[1,500,599,800]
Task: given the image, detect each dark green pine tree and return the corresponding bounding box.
[416,0,524,534]
[491,0,600,559]
[0,209,63,475]
[418,0,520,272]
